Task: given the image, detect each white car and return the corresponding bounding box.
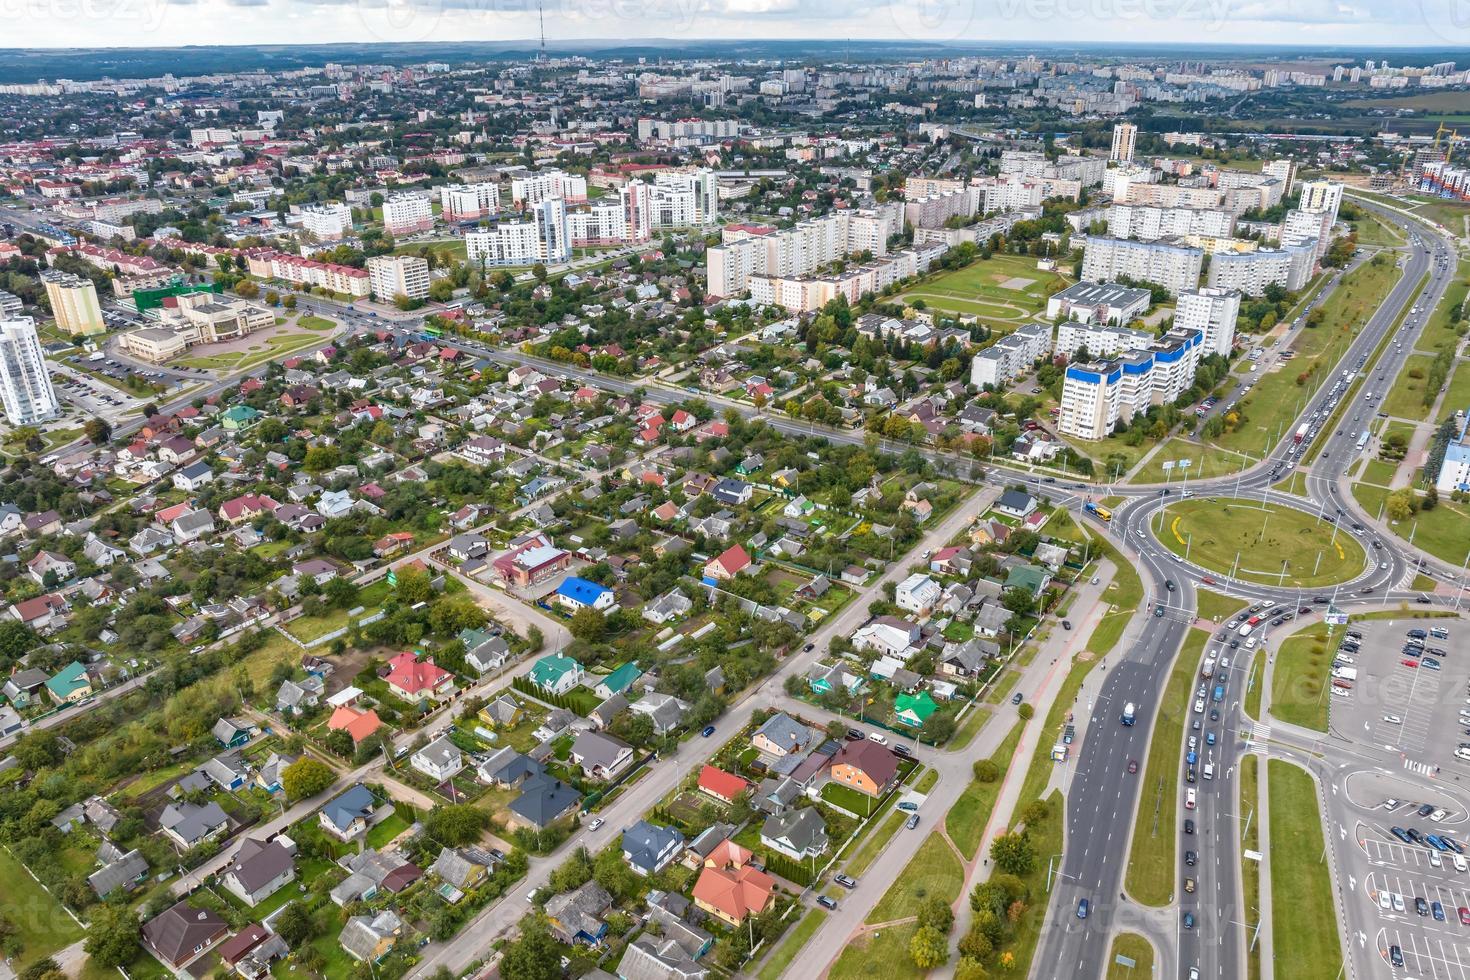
[1219,658,1230,670]
[1392,893,1406,913]
[1383,715,1403,724]
[1187,735,1198,751]
[588,818,604,832]
[1453,855,1466,873]
[1185,788,1197,810]
[1379,890,1394,911]
[1430,851,1443,868]
[1194,698,1206,714]
[1332,687,1352,698]
[1431,809,1449,823]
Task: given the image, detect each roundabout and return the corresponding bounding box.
[1153,497,1370,589]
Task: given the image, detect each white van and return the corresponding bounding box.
[1185,788,1197,810]
[868,732,889,746]
[1203,764,1215,781]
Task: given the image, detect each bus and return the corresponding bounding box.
[420,325,443,341]
[1084,501,1112,523]
[1356,431,1370,452]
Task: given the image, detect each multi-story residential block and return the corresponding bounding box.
[1173,287,1241,357]
[1110,122,1137,163]
[1106,203,1235,241]
[970,322,1052,390]
[1055,320,1155,359]
[0,318,60,425]
[1079,235,1203,296]
[1281,207,1335,260]
[649,169,719,227]
[367,254,430,302]
[1046,281,1152,327]
[747,244,944,313]
[438,183,501,222]
[704,204,902,298]
[465,199,571,267]
[41,271,104,336]
[381,193,434,236]
[1058,328,1203,439]
[1297,179,1344,225]
[1206,240,1315,295]
[510,170,588,207]
[299,203,352,240]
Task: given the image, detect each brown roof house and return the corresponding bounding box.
[142,900,230,969]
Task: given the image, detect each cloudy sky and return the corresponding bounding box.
[6,0,1468,50]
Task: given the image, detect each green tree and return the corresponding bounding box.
[394,566,433,605]
[422,803,489,846]
[302,445,340,472]
[83,418,112,445]
[84,904,141,969]
[990,831,1036,877]
[274,902,315,947]
[910,925,949,969]
[1386,489,1416,522]
[569,608,607,642]
[917,895,955,934]
[499,916,562,980]
[281,756,336,801]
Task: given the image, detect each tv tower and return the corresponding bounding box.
[538,0,547,62]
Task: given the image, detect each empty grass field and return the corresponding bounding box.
[1268,760,1343,980]
[1269,621,1333,731]
[898,252,1067,320]
[1156,499,1367,588]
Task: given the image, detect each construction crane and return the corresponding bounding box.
[1433,122,1462,161]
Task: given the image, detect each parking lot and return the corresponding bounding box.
[1325,618,1465,772]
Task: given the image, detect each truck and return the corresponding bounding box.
[1237,623,1255,638]
[1332,666,1358,682]
[1294,423,1309,444]
[1121,702,1137,726]
[1051,743,1069,762]
[1201,658,1216,679]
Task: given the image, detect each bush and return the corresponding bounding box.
[1017,703,1034,720]
[973,759,1000,783]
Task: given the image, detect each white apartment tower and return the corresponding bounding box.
[382,193,434,236]
[300,203,353,240]
[465,199,571,267]
[1173,288,1240,357]
[1110,123,1138,164]
[439,183,501,222]
[41,271,104,336]
[1298,179,1344,226]
[1079,236,1203,297]
[510,170,588,207]
[366,254,431,302]
[0,317,60,425]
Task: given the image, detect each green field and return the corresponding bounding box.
[946,721,1026,859]
[1107,933,1157,979]
[1157,499,1368,588]
[1196,588,1248,624]
[864,831,965,924]
[175,328,328,373]
[1130,438,1258,485]
[757,909,828,980]
[843,810,906,879]
[829,924,922,980]
[1353,481,1470,568]
[1442,359,1470,416]
[1383,353,1439,420]
[898,252,1068,321]
[1268,760,1343,980]
[1242,754,1263,980]
[0,848,85,968]
[1126,628,1206,906]
[1270,622,1334,731]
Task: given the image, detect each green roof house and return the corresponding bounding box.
[221,405,261,430]
[593,663,642,700]
[45,661,93,705]
[894,690,937,728]
[529,654,584,697]
[1004,564,1052,597]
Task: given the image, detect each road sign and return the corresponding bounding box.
[1244,849,1263,861]
[1325,607,1349,626]
[1114,955,1137,969]
[1162,460,1177,472]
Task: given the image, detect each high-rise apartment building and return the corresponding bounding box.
[1058,328,1203,440]
[1106,204,1235,242]
[41,271,104,336]
[969,323,1052,390]
[1173,288,1241,357]
[704,204,902,298]
[1078,236,1203,296]
[366,254,431,302]
[1207,241,1316,295]
[510,170,588,208]
[299,203,353,240]
[382,193,434,236]
[1110,123,1138,164]
[0,317,60,425]
[465,199,571,267]
[1297,179,1344,225]
[438,183,501,222]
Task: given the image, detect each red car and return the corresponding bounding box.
[1402,659,1420,668]
[1459,906,1470,926]
[1127,759,1139,774]
[1201,576,1215,585]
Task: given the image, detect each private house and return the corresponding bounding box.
[221,838,296,907]
[173,460,214,492]
[10,593,68,630]
[941,638,1001,678]
[570,731,634,781]
[276,675,325,716]
[331,850,422,907]
[410,736,465,783]
[994,489,1037,519]
[616,938,709,980]
[851,616,921,658]
[142,901,229,969]
[89,848,149,899]
[1005,564,1052,597]
[327,705,382,745]
[26,550,74,585]
[528,653,584,695]
[256,753,297,795]
[212,717,255,748]
[691,840,775,926]
[593,662,642,699]
[44,661,92,704]
[160,801,229,849]
[703,544,752,582]
[200,751,251,791]
[2,667,49,707]
[629,692,689,735]
[546,880,613,947]
[319,785,379,841]
[339,910,403,963]
[430,846,492,897]
[621,820,685,877]
[642,588,692,624]
[895,573,942,616]
[829,740,899,798]
[760,807,829,861]
[477,694,523,730]
[895,690,938,728]
[384,651,455,702]
[505,772,581,830]
[751,713,819,758]
[554,576,615,614]
[460,628,511,675]
[697,765,749,805]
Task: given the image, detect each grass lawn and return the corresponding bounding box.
[821,781,885,818]
[1360,458,1399,487]
[0,847,85,968]
[1156,499,1367,588]
[1383,353,1438,420]
[297,314,336,331]
[1106,933,1156,979]
[829,923,923,980]
[284,580,393,643]
[947,721,1025,859]
[993,790,1065,976]
[757,908,828,980]
[1241,754,1263,980]
[1126,628,1205,906]
[1352,482,1470,567]
[864,831,965,923]
[1245,648,1266,722]
[1274,469,1308,496]
[844,809,906,879]
[1442,360,1470,420]
[365,803,415,848]
[1196,588,1247,624]
[1268,760,1343,980]
[984,670,1022,705]
[1270,622,1333,731]
[1210,256,1402,459]
[950,702,992,749]
[899,252,1067,319]
[1347,207,1407,246]
[176,329,326,373]
[1129,437,1258,485]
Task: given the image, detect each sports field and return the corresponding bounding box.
[898,253,1068,324]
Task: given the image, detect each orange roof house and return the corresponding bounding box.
[328,705,382,744]
[384,651,454,701]
[697,765,750,805]
[692,839,775,926]
[704,544,751,582]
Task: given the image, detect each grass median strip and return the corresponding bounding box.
[1107,933,1157,979]
[756,908,828,980]
[947,720,1026,860]
[844,809,906,879]
[1268,759,1344,980]
[1269,621,1333,731]
[1125,627,1207,906]
[864,830,965,924]
[1241,754,1262,980]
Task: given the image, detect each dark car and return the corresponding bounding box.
[1420,803,1437,817]
[817,895,838,910]
[1062,620,1072,631]
[1077,899,1089,919]
[1184,819,1195,835]
[1408,828,1426,844]
[893,743,913,758]
[1391,826,1413,844]
[1165,581,1176,592]
[1182,912,1195,930]
[1391,945,1405,967]
[1417,896,1430,916]
[1127,759,1139,774]
[1012,692,1024,705]
[1185,850,1197,866]
[846,729,866,741]
[834,874,857,889]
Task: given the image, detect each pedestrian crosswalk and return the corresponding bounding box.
[1404,758,1437,776]
[1243,723,1270,744]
